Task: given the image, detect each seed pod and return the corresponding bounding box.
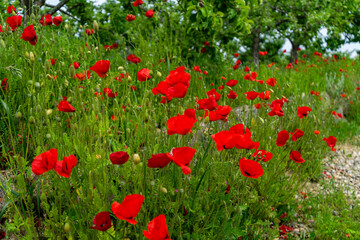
[29,52,35,62]
[68,66,75,78]
[93,20,99,32]
[15,112,23,119]
[28,116,35,124]
[64,222,71,233]
[133,154,141,165]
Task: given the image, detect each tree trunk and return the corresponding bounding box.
[252,28,260,66]
[290,41,299,63]
[21,0,46,22]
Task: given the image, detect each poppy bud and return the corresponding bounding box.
[133,154,141,165]
[64,222,71,233]
[45,61,51,70]
[93,20,99,32]
[65,24,69,30]
[25,51,29,58]
[15,112,23,119]
[46,133,51,139]
[28,80,33,85]
[156,71,162,77]
[46,109,53,116]
[127,75,132,81]
[95,47,99,51]
[30,52,35,62]
[64,80,69,87]
[69,66,75,78]
[0,40,5,48]
[126,128,131,135]
[80,25,83,29]
[204,115,210,123]
[35,82,40,88]
[35,104,41,112]
[160,187,167,194]
[118,66,124,71]
[87,51,91,54]
[28,116,35,124]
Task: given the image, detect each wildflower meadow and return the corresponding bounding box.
[0,0,360,239]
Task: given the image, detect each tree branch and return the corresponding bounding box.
[44,0,71,16]
[44,3,80,21]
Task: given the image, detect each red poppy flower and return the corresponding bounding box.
[268,103,284,117]
[331,111,343,119]
[40,14,53,26]
[166,66,190,88]
[207,89,221,101]
[89,60,110,78]
[234,53,239,57]
[109,151,129,165]
[58,99,75,112]
[258,91,271,100]
[132,0,143,7]
[7,5,16,14]
[227,90,237,99]
[111,194,145,225]
[5,15,22,31]
[244,72,257,81]
[137,68,151,81]
[54,155,77,178]
[286,63,293,69]
[196,96,217,110]
[204,105,232,122]
[225,79,238,87]
[290,151,305,163]
[20,25,37,45]
[252,150,273,162]
[143,215,171,240]
[50,59,57,65]
[31,149,58,175]
[1,78,8,93]
[91,211,112,231]
[145,9,155,18]
[193,66,201,73]
[103,88,117,98]
[167,109,196,135]
[297,106,312,119]
[200,47,206,53]
[162,66,191,98]
[314,130,320,135]
[233,65,239,70]
[170,147,196,175]
[225,184,230,194]
[147,153,172,168]
[323,136,337,151]
[276,130,289,147]
[74,71,91,81]
[244,66,250,72]
[254,103,261,109]
[53,16,63,26]
[85,29,95,35]
[266,77,277,87]
[73,62,80,69]
[245,91,258,100]
[126,14,136,22]
[238,158,264,179]
[259,51,267,56]
[290,129,304,141]
[212,124,259,151]
[0,25,3,33]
